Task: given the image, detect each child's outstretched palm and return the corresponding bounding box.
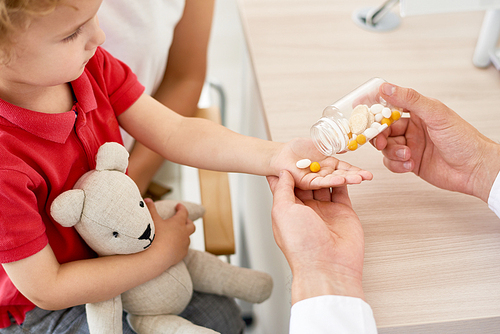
[271,138,373,190]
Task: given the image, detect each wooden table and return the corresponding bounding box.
[238,0,500,331]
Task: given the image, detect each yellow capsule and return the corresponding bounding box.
[381,118,392,126]
[356,134,367,145]
[310,161,321,173]
[391,110,401,121]
[347,140,358,151]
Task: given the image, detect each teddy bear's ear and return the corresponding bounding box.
[50,189,85,227]
[95,142,129,173]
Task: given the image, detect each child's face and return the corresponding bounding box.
[1,0,105,87]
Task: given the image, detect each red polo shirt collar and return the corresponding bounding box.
[0,72,98,144]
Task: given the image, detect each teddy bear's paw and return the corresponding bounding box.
[184,249,273,304]
[245,270,273,304]
[128,314,219,334]
[226,269,273,304]
[154,199,205,221]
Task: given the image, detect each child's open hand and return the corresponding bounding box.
[272,138,373,190]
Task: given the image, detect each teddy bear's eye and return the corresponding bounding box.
[139,201,145,208]
[113,232,119,238]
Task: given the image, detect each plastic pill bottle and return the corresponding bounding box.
[310,77,402,156]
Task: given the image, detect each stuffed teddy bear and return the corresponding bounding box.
[50,142,273,334]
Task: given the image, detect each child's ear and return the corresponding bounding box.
[50,189,85,227]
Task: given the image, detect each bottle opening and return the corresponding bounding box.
[311,117,347,156]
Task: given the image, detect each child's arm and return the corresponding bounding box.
[2,201,194,310]
[119,94,373,190]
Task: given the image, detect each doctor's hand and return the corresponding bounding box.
[267,170,365,304]
[374,83,500,202]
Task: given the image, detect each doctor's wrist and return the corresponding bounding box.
[291,265,365,305]
[473,141,500,203]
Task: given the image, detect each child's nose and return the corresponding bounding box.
[87,16,106,49]
[93,27,106,47]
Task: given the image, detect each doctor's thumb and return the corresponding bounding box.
[380,83,442,122]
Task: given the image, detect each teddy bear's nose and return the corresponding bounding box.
[138,224,152,241]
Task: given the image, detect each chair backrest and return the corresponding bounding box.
[195,106,235,256]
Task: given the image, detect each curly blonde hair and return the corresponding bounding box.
[0,0,62,63]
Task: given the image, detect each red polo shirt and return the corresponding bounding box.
[0,47,145,328]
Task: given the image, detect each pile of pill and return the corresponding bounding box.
[296,158,321,172]
[345,104,401,151]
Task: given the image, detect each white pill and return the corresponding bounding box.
[374,113,384,122]
[351,134,357,141]
[381,107,392,118]
[349,113,369,134]
[296,159,312,169]
[352,104,370,116]
[370,104,384,114]
[370,122,382,129]
[367,112,375,125]
[363,127,378,139]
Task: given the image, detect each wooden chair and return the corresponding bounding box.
[195,105,235,258]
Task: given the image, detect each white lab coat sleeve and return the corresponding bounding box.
[289,295,377,334]
[488,171,500,219]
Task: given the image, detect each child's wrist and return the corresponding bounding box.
[145,239,182,270]
[266,141,286,176]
